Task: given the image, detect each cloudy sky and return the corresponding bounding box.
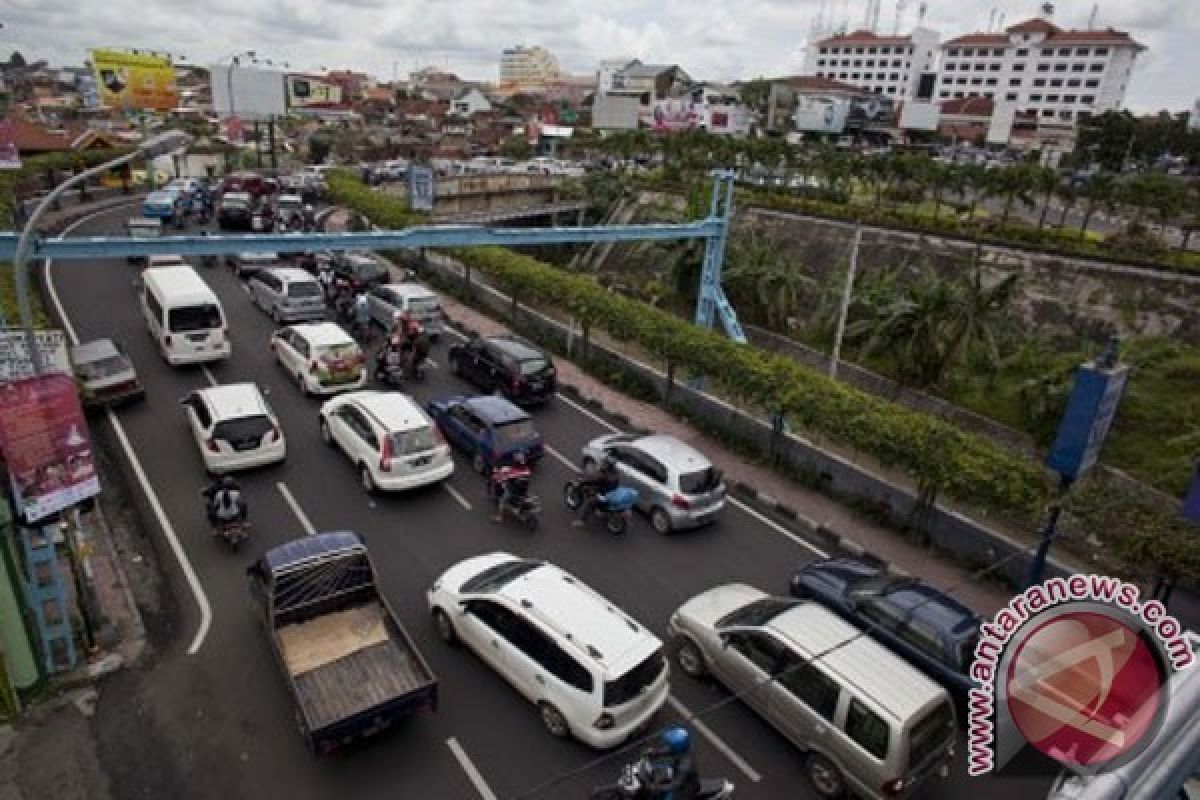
[3,0,1197,112]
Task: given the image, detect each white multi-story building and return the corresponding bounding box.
[806,27,940,101]
[937,16,1144,122]
[499,45,562,90]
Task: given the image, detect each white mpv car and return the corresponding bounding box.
[182,383,286,473]
[271,322,367,396]
[318,390,453,492]
[427,552,670,749]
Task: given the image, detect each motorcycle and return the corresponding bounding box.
[214,517,250,551]
[373,349,407,388]
[489,483,542,532]
[563,481,638,535]
[590,760,735,800]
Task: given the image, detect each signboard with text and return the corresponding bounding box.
[408,165,435,212]
[1046,361,1130,481]
[91,48,179,110]
[0,330,72,383]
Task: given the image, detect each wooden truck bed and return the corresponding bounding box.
[277,602,432,732]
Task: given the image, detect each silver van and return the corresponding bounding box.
[249,267,326,323]
[669,584,957,800]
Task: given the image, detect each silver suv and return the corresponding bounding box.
[249,267,326,323]
[581,433,726,534]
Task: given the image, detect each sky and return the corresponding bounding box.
[3,0,1197,113]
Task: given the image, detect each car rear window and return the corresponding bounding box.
[518,357,550,376]
[287,282,321,298]
[460,559,542,593]
[213,414,273,443]
[409,296,441,313]
[604,649,665,708]
[679,467,721,494]
[493,419,536,448]
[908,700,955,770]
[392,425,439,455]
[168,304,222,332]
[77,355,128,380]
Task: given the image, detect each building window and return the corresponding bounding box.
[881,46,892,54]
[974,63,986,71]
[956,77,968,85]
[986,78,998,86]
[855,47,865,54]
[962,48,974,57]
[1060,110,1073,119]
[816,71,824,77]
[907,47,914,54]
[1057,47,1071,56]
[865,59,875,67]
[1016,48,1029,57]
[1085,79,1099,87]
[970,78,983,85]
[995,48,1006,56]
[1041,109,1054,117]
[1005,92,1018,101]
[1089,63,1105,72]
[953,91,964,98]
[1037,64,1050,72]
[1010,78,1022,86]
[1050,79,1063,87]
[1078,110,1093,121]
[1064,94,1077,102]
[1041,48,1053,56]
[1081,95,1095,104]
[892,59,902,67]
[839,73,848,78]
[817,60,826,67]
[905,61,911,68]
[1067,78,1081,87]
[875,86,884,93]
[887,86,897,94]
[1046,94,1060,102]
[989,63,1001,71]
[1013,63,1025,71]
[820,47,829,54]
[890,73,900,80]
[1030,94,1043,101]
[1054,64,1067,72]
[1034,79,1046,86]
[947,48,959,56]
[1095,47,1109,56]
[868,47,878,54]
[852,73,861,79]
[853,59,862,67]
[1075,47,1090,56]
[939,90,950,98]
[1071,63,1085,72]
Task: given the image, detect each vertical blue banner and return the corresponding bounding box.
[408,165,434,213]
[1045,361,1130,481]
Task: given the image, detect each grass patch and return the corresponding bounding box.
[0,263,51,329]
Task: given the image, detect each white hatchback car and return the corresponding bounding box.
[427,552,670,749]
[271,322,367,396]
[318,390,454,492]
[182,383,286,473]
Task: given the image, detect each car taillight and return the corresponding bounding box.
[881,778,907,797]
[671,493,691,510]
[205,437,220,453]
[433,427,447,445]
[379,435,393,472]
[310,360,320,374]
[268,425,281,443]
[163,335,172,347]
[511,375,523,391]
[593,713,614,730]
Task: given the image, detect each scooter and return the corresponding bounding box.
[563,481,638,535]
[213,517,250,552]
[374,350,407,388]
[490,485,542,532]
[590,760,735,800]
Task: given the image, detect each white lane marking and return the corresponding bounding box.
[201,365,218,387]
[445,737,498,800]
[728,497,828,558]
[444,325,468,341]
[276,482,317,536]
[44,204,213,655]
[667,695,762,784]
[443,482,472,510]
[543,443,578,472]
[553,389,621,432]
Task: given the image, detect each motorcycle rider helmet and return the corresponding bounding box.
[601,453,618,472]
[390,335,402,347]
[219,474,236,490]
[659,725,692,757]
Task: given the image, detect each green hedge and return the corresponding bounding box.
[328,170,1051,518]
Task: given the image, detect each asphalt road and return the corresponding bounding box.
[47,205,1058,800]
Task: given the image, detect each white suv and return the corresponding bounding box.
[319,390,453,492]
[427,553,670,749]
[182,383,286,473]
[271,322,366,395]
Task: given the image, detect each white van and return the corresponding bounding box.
[140,266,231,365]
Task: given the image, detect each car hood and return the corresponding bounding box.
[675,583,766,630]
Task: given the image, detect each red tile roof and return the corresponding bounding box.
[943,33,1010,47]
[1006,18,1060,35]
[5,114,72,153]
[944,18,1142,49]
[939,96,995,116]
[779,75,870,93]
[818,29,912,46]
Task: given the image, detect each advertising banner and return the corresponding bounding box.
[210,66,287,120]
[90,48,179,110]
[286,75,343,108]
[0,120,20,170]
[0,330,72,383]
[408,165,435,212]
[1046,361,1130,481]
[794,96,851,134]
[0,374,99,523]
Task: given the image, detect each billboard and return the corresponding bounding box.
[0,374,99,523]
[1046,361,1130,481]
[794,96,851,134]
[899,101,939,131]
[287,75,343,108]
[0,330,72,382]
[210,65,287,120]
[90,48,179,110]
[408,165,435,212]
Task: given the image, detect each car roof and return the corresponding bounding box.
[71,339,120,362]
[631,434,712,471]
[264,266,316,283]
[496,560,661,679]
[288,322,354,347]
[146,190,178,202]
[767,603,947,721]
[485,336,544,360]
[350,391,431,433]
[240,252,280,261]
[197,383,269,420]
[142,266,217,305]
[263,531,365,573]
[880,582,981,638]
[464,395,529,424]
[278,194,303,202]
[382,282,436,298]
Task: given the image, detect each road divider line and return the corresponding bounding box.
[44,205,213,656]
[543,444,577,472]
[554,390,620,433]
[277,482,317,536]
[201,366,218,387]
[446,736,498,800]
[443,483,472,510]
[667,695,762,784]
[728,497,828,558]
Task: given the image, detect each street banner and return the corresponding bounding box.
[408,165,435,212]
[1183,463,1200,526]
[0,120,20,170]
[90,48,179,111]
[0,374,99,523]
[1046,360,1130,481]
[0,330,72,383]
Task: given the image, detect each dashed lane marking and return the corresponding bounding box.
[446,737,498,800]
[276,482,317,536]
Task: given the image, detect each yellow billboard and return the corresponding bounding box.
[90,49,179,110]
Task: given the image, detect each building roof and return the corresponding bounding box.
[939,96,995,116]
[778,75,869,93]
[1006,18,1060,35]
[944,17,1143,49]
[942,33,1010,47]
[620,63,678,79]
[818,29,912,46]
[5,114,73,153]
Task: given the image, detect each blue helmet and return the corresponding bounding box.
[660,725,691,756]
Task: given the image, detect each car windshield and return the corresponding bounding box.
[460,559,542,593]
[604,650,665,708]
[679,466,721,494]
[77,354,128,380]
[518,357,549,376]
[493,419,536,448]
[409,296,440,313]
[222,200,248,210]
[718,597,799,628]
[350,259,387,279]
[287,282,321,298]
[167,304,222,332]
[392,425,439,455]
[212,415,272,443]
[908,700,955,770]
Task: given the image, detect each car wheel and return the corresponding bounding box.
[563,482,583,510]
[651,507,672,535]
[360,464,376,493]
[675,637,707,678]
[538,702,570,739]
[806,753,847,800]
[432,608,457,644]
[472,452,487,474]
[319,417,333,446]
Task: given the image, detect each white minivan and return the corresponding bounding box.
[140,266,231,365]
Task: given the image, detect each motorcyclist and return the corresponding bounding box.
[572,454,621,527]
[637,726,701,800]
[317,260,336,302]
[202,475,247,533]
[377,333,406,382]
[302,204,317,232]
[490,462,532,523]
[395,312,429,377]
[353,291,371,340]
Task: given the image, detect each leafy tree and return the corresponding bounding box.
[737,78,773,114]
[1030,166,1061,231]
[725,229,813,329]
[501,135,532,160]
[307,131,332,165]
[989,163,1037,229]
[6,51,26,68]
[1077,172,1116,239]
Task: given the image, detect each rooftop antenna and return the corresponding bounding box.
[997,11,1006,28]
[1088,3,1100,29]
[918,1,928,24]
[893,0,910,34]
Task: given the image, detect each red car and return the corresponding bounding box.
[218,172,279,199]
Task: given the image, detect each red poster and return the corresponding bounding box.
[0,374,99,522]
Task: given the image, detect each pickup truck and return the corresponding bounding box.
[247,530,437,754]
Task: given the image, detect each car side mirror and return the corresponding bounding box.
[457,600,470,616]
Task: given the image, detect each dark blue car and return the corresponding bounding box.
[425,395,544,474]
[789,557,982,695]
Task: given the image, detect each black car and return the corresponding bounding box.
[447,335,556,405]
[789,556,982,695]
[331,251,390,291]
[217,192,273,232]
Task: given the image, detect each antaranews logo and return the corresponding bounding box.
[967,574,1194,777]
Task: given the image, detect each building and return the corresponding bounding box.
[766,76,892,135]
[938,14,1144,123]
[806,27,940,101]
[451,87,493,117]
[327,70,373,100]
[591,60,693,130]
[499,45,562,91]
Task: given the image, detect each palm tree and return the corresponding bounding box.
[923,160,951,222]
[725,230,813,329]
[1054,179,1080,230]
[1117,174,1156,230]
[990,164,1037,229]
[861,155,892,208]
[961,164,991,221]
[1030,166,1061,231]
[1077,172,1115,239]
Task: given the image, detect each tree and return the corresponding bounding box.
[989,163,1037,229]
[1054,178,1079,230]
[1030,166,1061,231]
[725,230,813,329]
[6,51,26,69]
[308,131,333,165]
[501,135,532,160]
[737,79,773,114]
[1077,172,1115,239]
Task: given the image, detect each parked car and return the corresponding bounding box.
[425,394,544,473]
[580,433,726,534]
[217,191,258,231]
[226,251,282,280]
[788,557,982,695]
[447,334,556,405]
[331,251,390,291]
[271,322,366,396]
[427,552,670,748]
[182,383,286,473]
[366,283,445,339]
[319,390,453,493]
[249,267,326,323]
[668,584,957,800]
[71,338,144,408]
